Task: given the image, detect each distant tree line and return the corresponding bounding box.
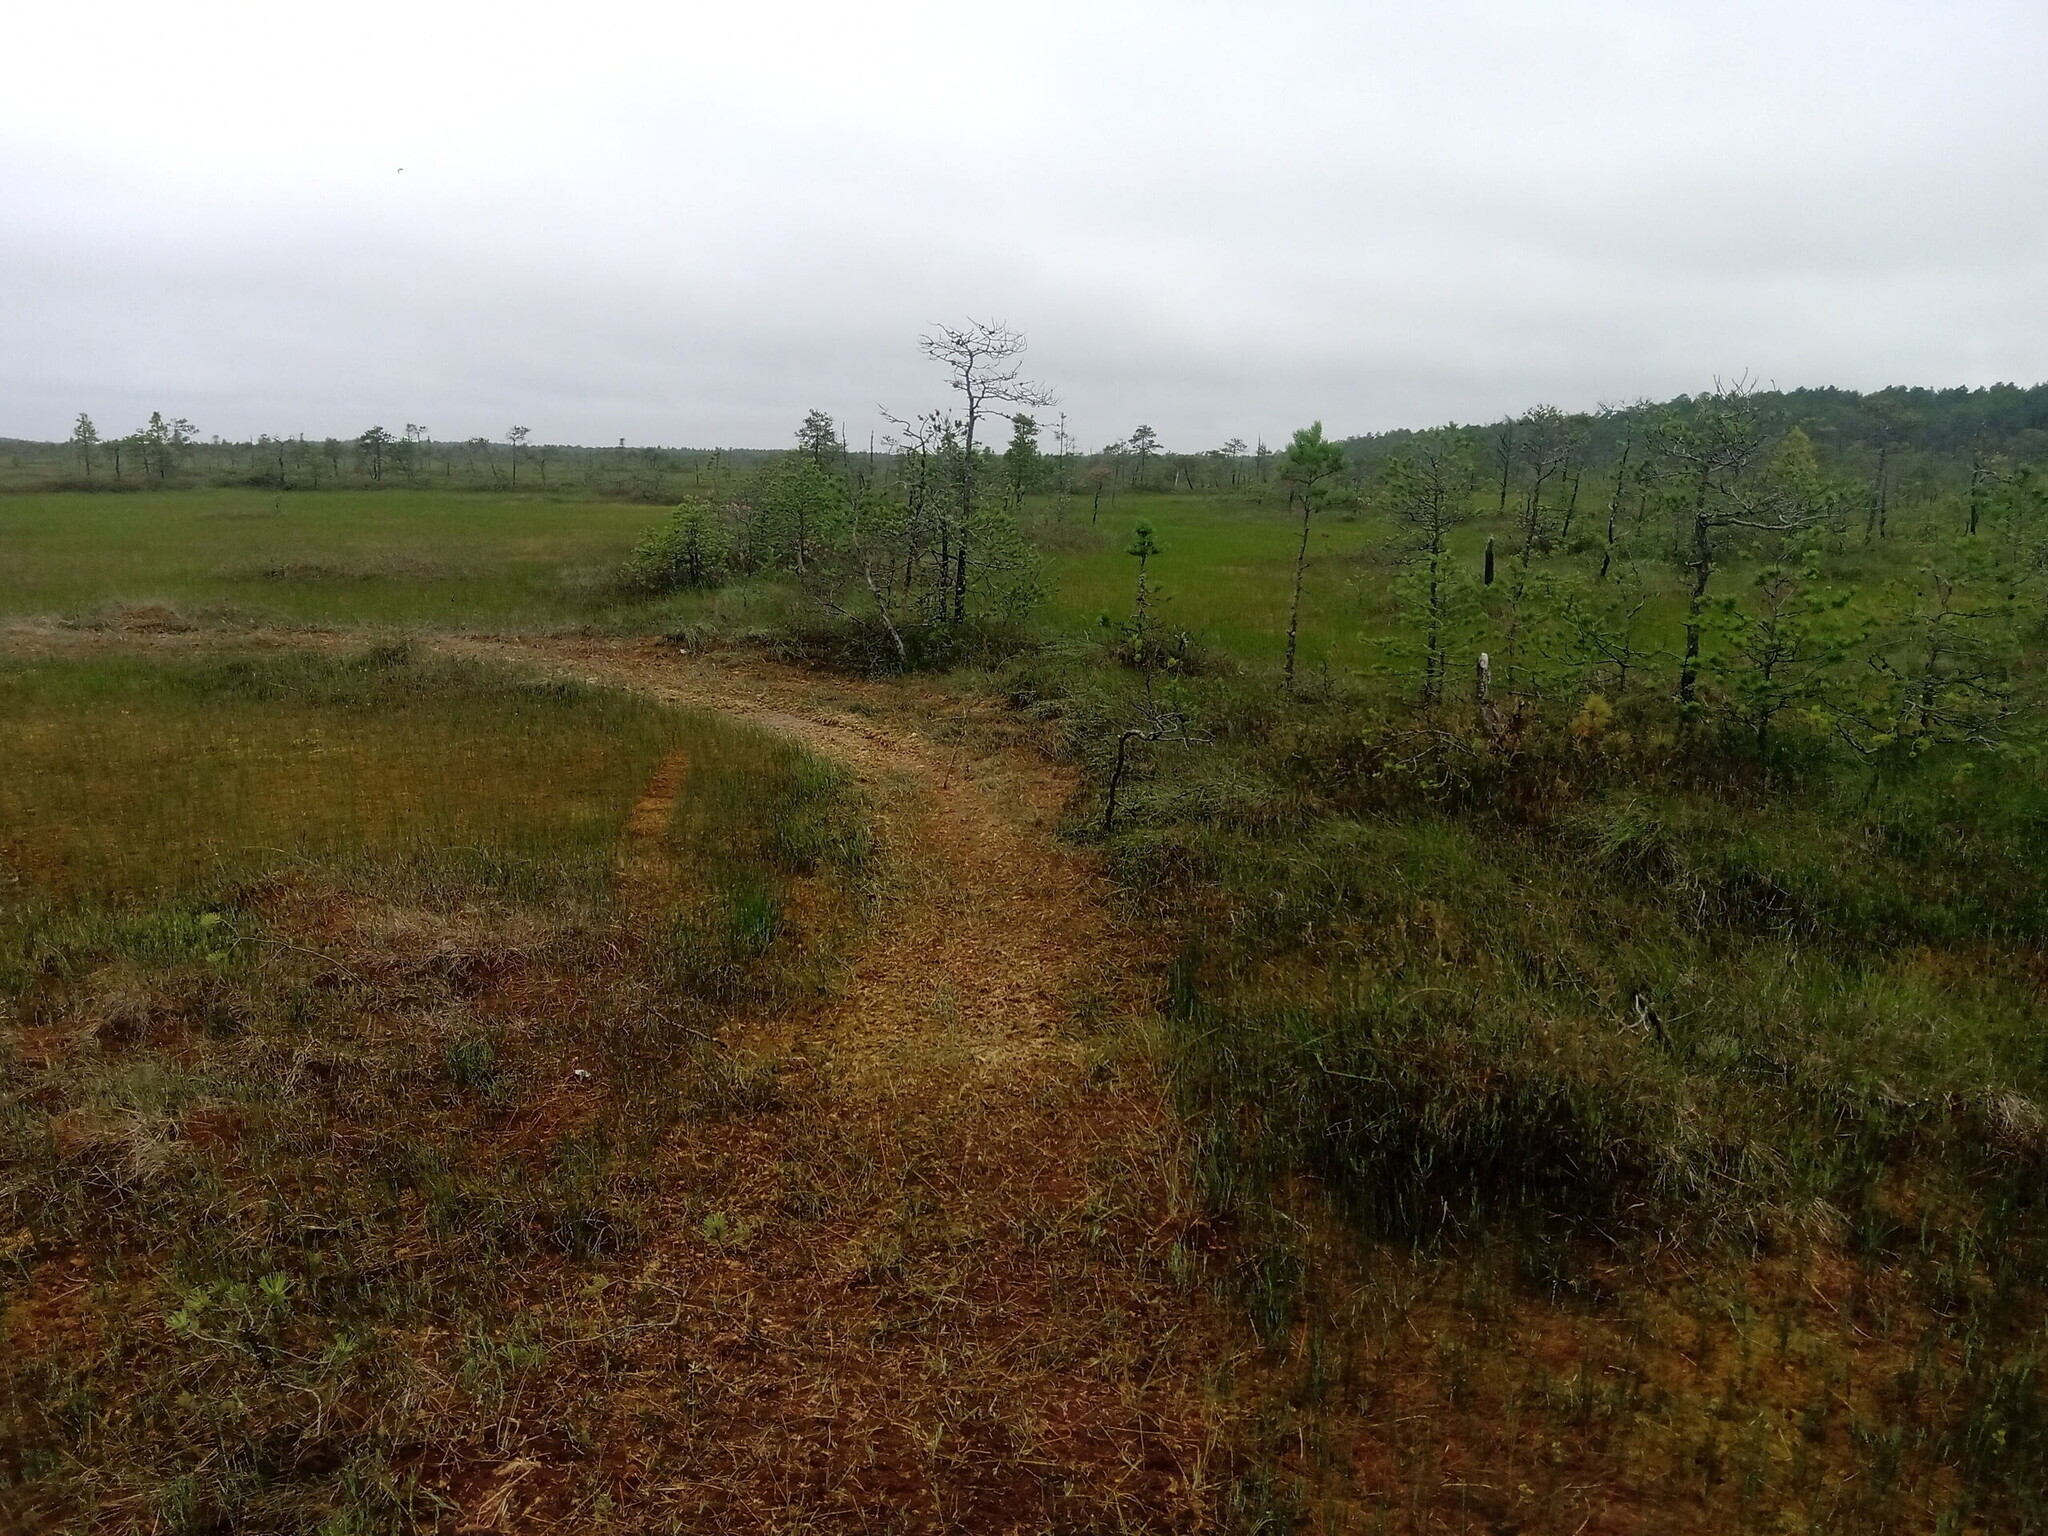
[16,417,770,500]
[18,379,2045,513]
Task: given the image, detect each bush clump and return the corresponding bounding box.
[625,497,728,593]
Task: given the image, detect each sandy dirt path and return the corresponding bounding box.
[438,634,1143,1088]
[430,635,1223,1531]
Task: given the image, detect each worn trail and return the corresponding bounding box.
[1,624,1223,1529]
[429,635,1218,1530]
[443,634,1142,1088]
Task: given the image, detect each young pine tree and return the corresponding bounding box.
[1280,422,1347,693]
[1383,428,1479,705]
[628,498,729,593]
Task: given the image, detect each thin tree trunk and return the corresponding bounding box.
[1424,538,1443,705]
[1678,511,1713,706]
[1103,729,1143,833]
[864,564,908,665]
[1599,439,1632,581]
[1283,491,1311,693]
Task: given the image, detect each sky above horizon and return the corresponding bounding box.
[4,1,2045,451]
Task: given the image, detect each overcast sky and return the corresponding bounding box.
[3,1,2044,450]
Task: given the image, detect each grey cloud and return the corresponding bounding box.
[3,1,2044,449]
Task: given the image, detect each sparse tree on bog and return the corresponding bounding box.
[1003,414,1043,505]
[918,320,1054,623]
[1051,413,1075,519]
[1384,427,1479,705]
[1966,439,2005,537]
[1280,421,1347,693]
[506,425,531,484]
[1510,404,1589,557]
[796,409,840,466]
[1220,437,1249,489]
[1553,564,1661,704]
[399,424,428,483]
[135,412,196,482]
[1597,408,1648,581]
[70,413,98,479]
[762,455,841,575]
[1491,416,1518,511]
[628,497,729,593]
[1116,520,1169,672]
[1128,425,1161,489]
[1654,381,1830,709]
[357,426,394,482]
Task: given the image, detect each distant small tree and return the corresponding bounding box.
[1596,408,1648,581]
[795,409,840,466]
[1084,462,1115,521]
[1384,427,1479,705]
[399,423,428,483]
[1002,413,1043,504]
[135,412,196,482]
[1051,413,1075,519]
[70,413,98,479]
[506,425,530,484]
[1966,439,2006,537]
[1220,437,1249,489]
[1491,416,1518,511]
[1280,421,1347,693]
[1128,425,1161,489]
[357,425,394,482]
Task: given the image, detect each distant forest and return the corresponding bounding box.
[4,379,2046,502]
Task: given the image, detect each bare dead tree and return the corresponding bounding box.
[918,321,1056,623]
[1597,407,1648,581]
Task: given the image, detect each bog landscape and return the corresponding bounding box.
[5,337,2048,1534]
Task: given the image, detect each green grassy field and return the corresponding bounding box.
[1030,492,1393,668]
[0,485,1399,665]
[0,489,800,634]
[0,646,682,900]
